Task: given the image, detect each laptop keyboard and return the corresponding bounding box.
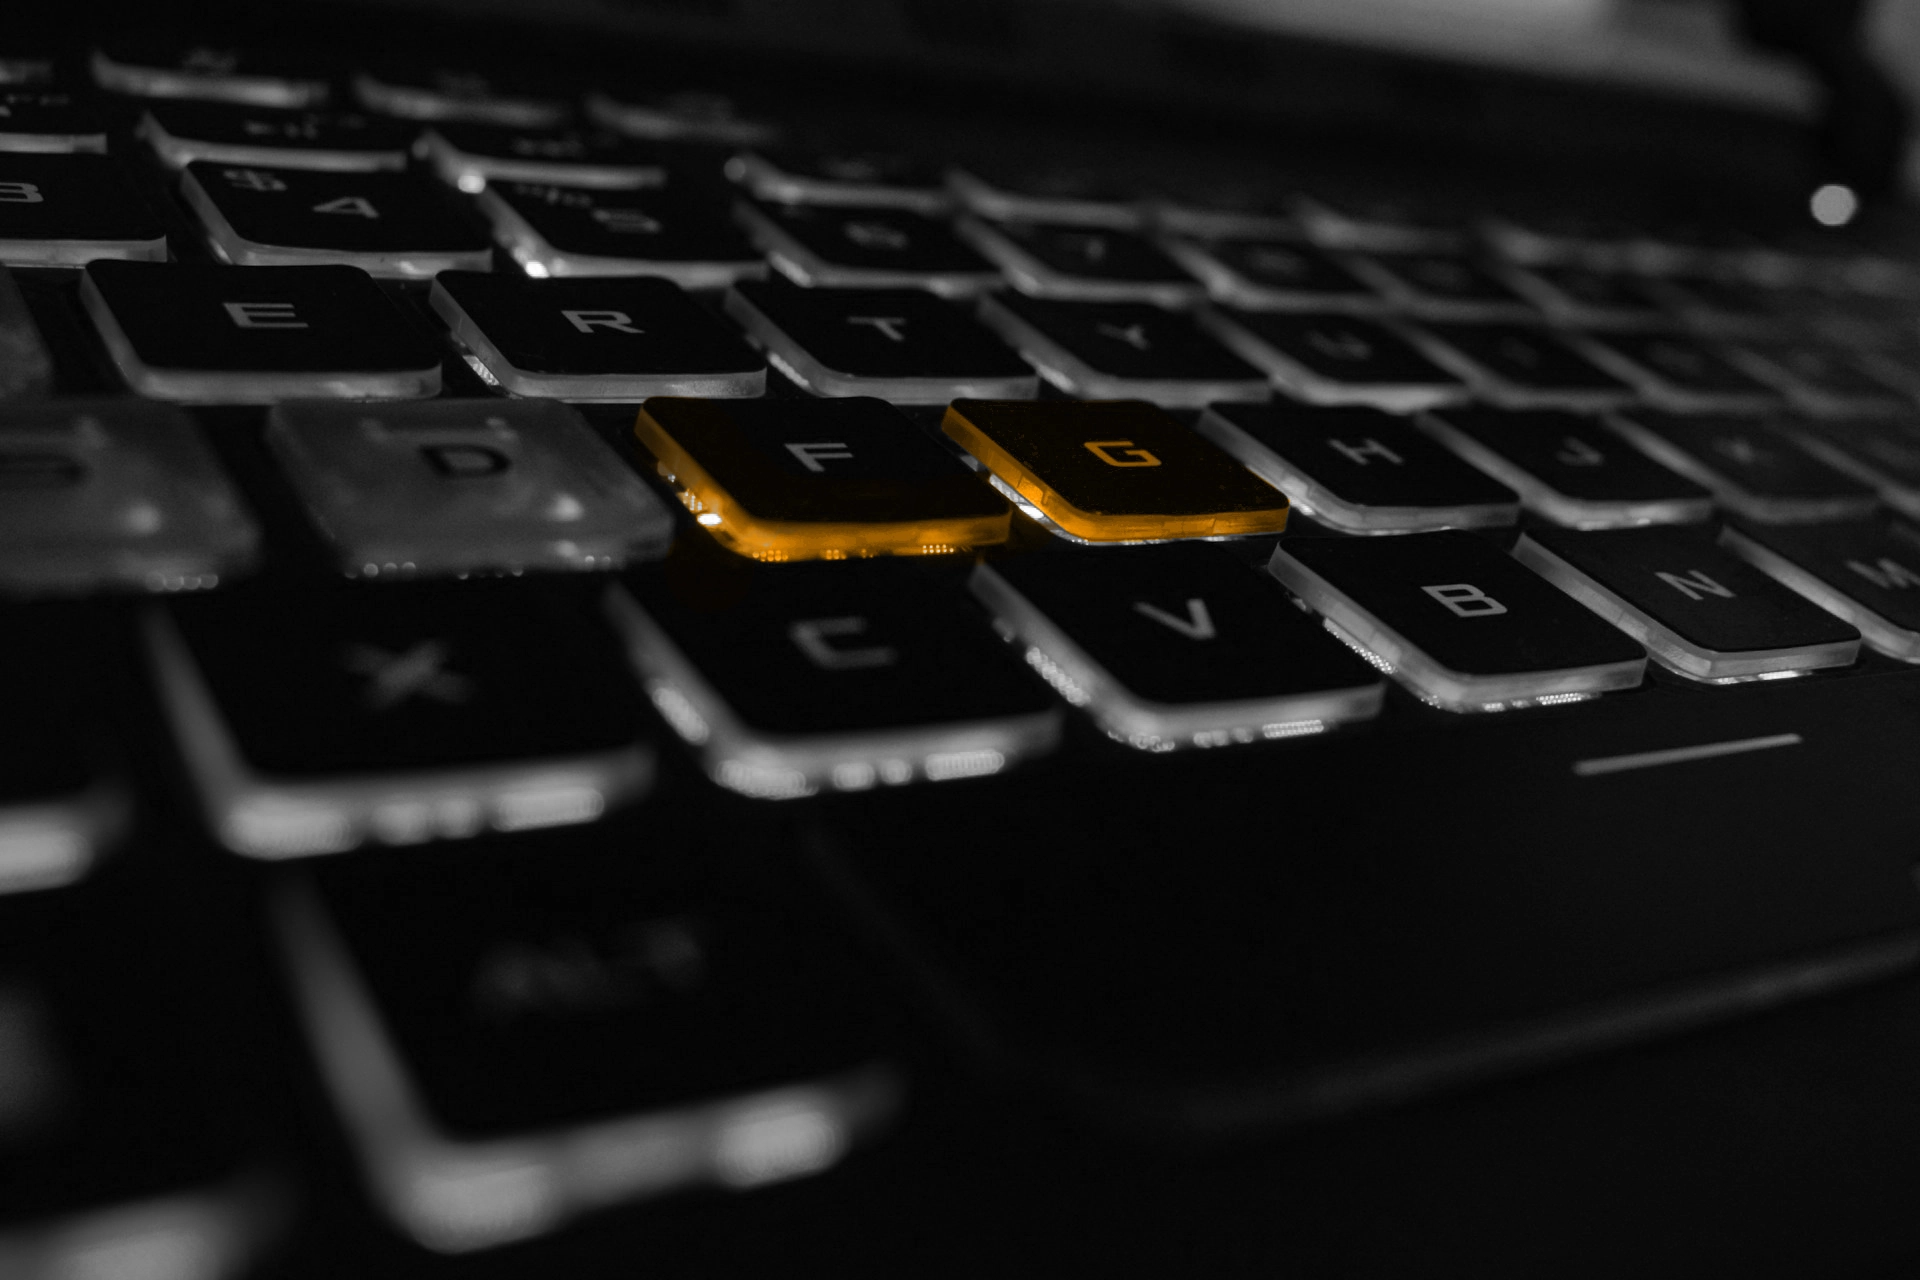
[8,29,1920,1273]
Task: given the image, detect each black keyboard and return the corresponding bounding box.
[9,15,1920,1276]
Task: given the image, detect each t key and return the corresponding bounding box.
[1200,310,1465,410]
[978,294,1269,406]
[0,153,166,266]
[1720,519,1920,661]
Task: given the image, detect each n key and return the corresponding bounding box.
[1721,519,1920,661]
[1606,409,1878,523]
[0,153,165,266]
[1200,310,1465,411]
[977,295,1269,406]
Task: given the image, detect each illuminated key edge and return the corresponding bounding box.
[91,50,330,108]
[1719,525,1920,662]
[974,295,1271,408]
[0,1174,282,1280]
[944,168,1144,229]
[1166,244,1383,314]
[732,203,998,299]
[1404,329,1636,412]
[416,129,668,194]
[0,232,167,269]
[0,781,129,895]
[583,92,778,145]
[1195,309,1467,412]
[476,187,768,287]
[1720,347,1903,417]
[1604,414,1881,525]
[1566,333,1781,414]
[0,131,107,153]
[137,111,408,173]
[1511,532,1860,681]
[952,217,1204,307]
[1789,430,1920,513]
[1267,542,1646,712]
[1339,256,1534,322]
[351,74,565,128]
[726,153,950,214]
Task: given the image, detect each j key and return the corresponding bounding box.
[90,40,330,107]
[635,396,1011,559]
[432,271,766,399]
[1606,409,1878,523]
[971,541,1384,748]
[726,149,948,211]
[1497,263,1666,327]
[1415,322,1636,409]
[180,161,491,277]
[977,294,1269,406]
[1268,529,1646,710]
[0,399,259,593]
[1417,405,1712,528]
[1163,238,1382,311]
[1197,401,1518,533]
[1789,419,1920,518]
[736,201,1000,296]
[723,279,1035,402]
[0,87,105,153]
[608,556,1059,796]
[941,398,1289,541]
[1200,309,1466,410]
[1576,330,1779,412]
[946,163,1142,228]
[138,102,413,172]
[587,86,776,145]
[150,581,655,858]
[1345,252,1535,319]
[353,62,567,127]
[0,153,165,266]
[1721,519,1920,661]
[957,220,1203,306]
[81,260,442,402]
[267,398,676,577]
[1727,341,1908,416]
[418,123,669,192]
[481,180,765,287]
[276,837,900,1251]
[1515,524,1860,680]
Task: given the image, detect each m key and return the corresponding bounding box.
[1721,519,1920,661]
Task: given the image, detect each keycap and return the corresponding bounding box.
[0,153,165,266]
[946,163,1142,228]
[1721,519,1920,662]
[1726,341,1908,416]
[726,149,948,211]
[1344,252,1535,319]
[431,271,766,399]
[1417,405,1713,528]
[956,220,1203,305]
[1148,186,1299,239]
[417,123,669,192]
[353,63,567,127]
[977,294,1269,406]
[1496,263,1666,327]
[267,398,676,578]
[1163,238,1382,311]
[1268,529,1647,710]
[137,102,413,171]
[0,267,50,398]
[1294,191,1464,251]
[1515,524,1860,680]
[275,835,900,1252]
[1789,418,1920,518]
[1575,330,1779,412]
[90,40,330,107]
[1414,322,1636,409]
[150,581,655,858]
[723,279,1035,402]
[1199,309,1465,410]
[737,201,1000,296]
[586,86,776,145]
[82,261,442,403]
[1606,409,1878,523]
[180,161,492,277]
[1643,272,1792,335]
[942,398,1289,541]
[479,180,765,287]
[0,86,105,153]
[635,396,1011,559]
[1197,402,1518,533]
[972,541,1384,748]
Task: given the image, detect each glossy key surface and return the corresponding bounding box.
[138,102,414,171]
[1165,238,1380,311]
[727,148,947,211]
[1346,252,1535,319]
[979,295,1269,406]
[91,39,330,107]
[957,220,1203,305]
[1203,309,1464,410]
[0,153,165,266]
[1720,519,1920,661]
[1416,322,1636,409]
[1607,409,1879,523]
[737,202,999,295]
[1577,331,1779,412]
[481,180,765,287]
[418,123,669,191]
[352,62,567,127]
[0,86,104,153]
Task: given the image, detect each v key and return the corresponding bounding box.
[1133,597,1215,640]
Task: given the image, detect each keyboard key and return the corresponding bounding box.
[81,261,443,402]
[1496,263,1666,327]
[1200,309,1465,410]
[90,40,330,107]
[1575,331,1780,412]
[1789,418,1920,518]
[1294,191,1464,251]
[723,279,1035,402]
[977,294,1269,406]
[1196,402,1518,533]
[1148,187,1299,239]
[1268,529,1646,710]
[275,838,901,1251]
[946,163,1141,228]
[1414,322,1636,409]
[480,180,765,287]
[267,398,675,577]
[417,123,669,192]
[1722,519,1920,660]
[586,86,776,145]
[1417,405,1713,528]
[736,201,999,296]
[1726,341,1908,416]
[635,396,1011,559]
[726,149,948,212]
[149,581,655,858]
[137,102,413,172]
[606,556,1060,797]
[353,63,567,127]
[956,220,1203,305]
[942,398,1289,541]
[971,541,1384,748]
[1163,238,1382,311]
[431,271,766,399]
[1606,409,1878,523]
[0,153,165,266]
[180,162,492,277]
[1643,272,1793,335]
[1514,524,1860,680]
[1344,252,1535,319]
[0,87,105,153]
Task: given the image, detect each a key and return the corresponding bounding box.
[971,541,1384,748]
[941,398,1289,541]
[0,87,105,153]
[1788,418,1920,519]
[586,86,776,145]
[267,398,676,577]
[1268,528,1646,710]
[90,40,330,107]
[1606,408,1878,523]
[480,180,766,287]
[80,260,443,402]
[1199,309,1466,410]
[723,279,1035,402]
[1721,519,1920,661]
[0,153,165,266]
[180,161,492,277]
[1496,263,1666,327]
[1417,405,1713,528]
[137,102,414,172]
[1344,252,1536,319]
[1575,330,1780,412]
[274,836,901,1252]
[1726,341,1909,416]
[736,201,999,296]
[1413,321,1636,409]
[726,149,948,212]
[417,123,669,192]
[977,294,1269,406]
[956,220,1204,306]
[1514,523,1860,680]
[635,395,1012,559]
[946,163,1142,228]
[149,580,655,857]
[352,62,568,127]
[431,270,766,399]
[1196,401,1519,533]
[1163,238,1382,311]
